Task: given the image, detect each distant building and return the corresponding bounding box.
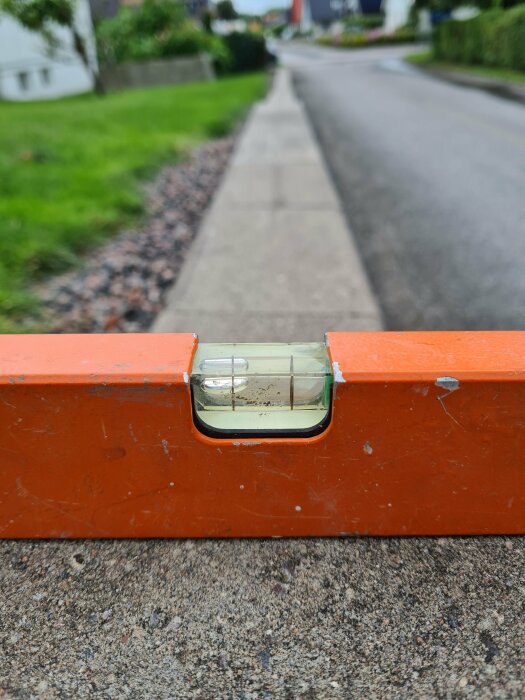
[291,0,302,24]
[212,18,247,34]
[184,0,209,17]
[292,0,383,30]
[263,9,289,25]
[308,0,353,27]
[0,1,97,101]
[383,0,411,31]
[89,0,120,21]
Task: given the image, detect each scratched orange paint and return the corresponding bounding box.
[0,331,524,537]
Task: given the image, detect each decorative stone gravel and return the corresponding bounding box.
[39,137,234,333]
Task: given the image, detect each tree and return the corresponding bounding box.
[0,0,104,93]
[201,6,213,32]
[216,0,237,20]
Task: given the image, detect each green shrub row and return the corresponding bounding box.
[344,14,384,30]
[317,27,416,48]
[270,22,287,37]
[433,6,525,72]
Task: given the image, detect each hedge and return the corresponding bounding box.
[344,14,384,30]
[433,6,525,72]
[221,32,268,73]
[317,28,416,48]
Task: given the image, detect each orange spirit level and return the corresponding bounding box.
[0,331,524,538]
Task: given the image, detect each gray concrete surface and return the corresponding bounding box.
[3,63,525,700]
[152,69,382,340]
[280,42,525,331]
[2,537,525,698]
[100,54,214,92]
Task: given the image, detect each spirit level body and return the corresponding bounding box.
[0,331,524,537]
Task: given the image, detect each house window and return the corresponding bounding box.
[41,67,51,85]
[18,71,29,91]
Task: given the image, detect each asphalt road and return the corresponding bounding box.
[278,43,525,330]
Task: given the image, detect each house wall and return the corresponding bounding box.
[383,0,413,31]
[291,0,302,24]
[301,0,312,30]
[0,0,97,102]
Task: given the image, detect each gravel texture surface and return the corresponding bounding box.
[39,138,234,333]
[1,536,523,698]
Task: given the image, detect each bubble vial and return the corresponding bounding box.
[190,342,333,438]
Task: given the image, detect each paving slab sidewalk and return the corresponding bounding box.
[153,68,382,339]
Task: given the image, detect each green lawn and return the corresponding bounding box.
[0,73,267,331]
[406,50,525,84]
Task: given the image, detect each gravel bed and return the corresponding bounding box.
[39,137,234,333]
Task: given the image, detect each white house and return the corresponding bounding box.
[383,1,478,33]
[383,0,412,31]
[0,0,97,101]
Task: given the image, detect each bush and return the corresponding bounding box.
[344,14,384,30]
[433,6,525,72]
[95,1,269,74]
[289,27,313,38]
[270,22,287,37]
[96,0,231,71]
[318,27,416,48]
[221,32,268,73]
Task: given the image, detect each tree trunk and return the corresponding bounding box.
[72,28,105,96]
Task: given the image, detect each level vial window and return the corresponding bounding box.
[190,342,333,438]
